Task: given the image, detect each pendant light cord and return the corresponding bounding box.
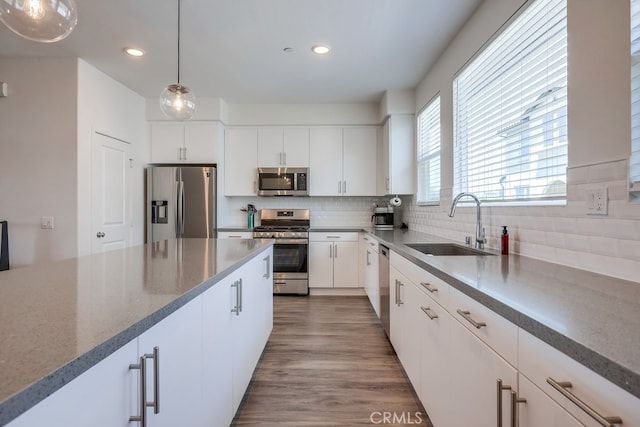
[177,0,181,85]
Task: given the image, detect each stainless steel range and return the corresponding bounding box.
[253,209,309,295]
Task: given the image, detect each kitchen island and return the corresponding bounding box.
[0,238,273,425]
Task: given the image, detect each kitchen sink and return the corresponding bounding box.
[405,243,495,256]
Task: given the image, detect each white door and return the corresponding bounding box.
[92,132,132,254]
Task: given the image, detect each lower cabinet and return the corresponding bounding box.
[9,248,273,427]
[309,233,359,288]
[518,374,583,427]
[360,234,379,315]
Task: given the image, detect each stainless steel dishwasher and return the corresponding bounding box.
[379,244,390,337]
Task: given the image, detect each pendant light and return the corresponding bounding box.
[0,0,78,43]
[159,0,196,121]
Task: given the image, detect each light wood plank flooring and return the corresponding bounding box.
[232,295,433,427]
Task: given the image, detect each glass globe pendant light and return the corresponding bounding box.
[159,0,196,121]
[0,0,78,43]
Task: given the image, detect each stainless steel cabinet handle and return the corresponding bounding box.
[457,309,486,329]
[366,250,371,266]
[334,243,338,258]
[238,278,243,313]
[394,279,399,306]
[183,147,187,161]
[421,306,438,320]
[254,180,258,194]
[497,378,512,427]
[327,236,341,239]
[510,390,526,427]
[283,152,287,165]
[420,282,438,293]
[263,255,271,279]
[386,177,389,192]
[546,377,623,426]
[329,244,333,258]
[338,181,342,194]
[342,180,347,194]
[129,347,160,425]
[231,281,240,315]
[398,281,404,305]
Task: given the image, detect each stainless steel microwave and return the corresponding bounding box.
[257,168,309,196]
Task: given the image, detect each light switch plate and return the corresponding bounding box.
[586,186,608,216]
[41,216,55,229]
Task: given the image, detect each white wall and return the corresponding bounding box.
[0,58,78,268]
[405,0,640,283]
[77,60,148,256]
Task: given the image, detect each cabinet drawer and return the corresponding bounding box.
[361,234,379,253]
[310,232,358,242]
[218,231,253,239]
[390,251,450,311]
[519,329,640,426]
[449,286,518,366]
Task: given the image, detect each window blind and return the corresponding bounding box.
[631,0,640,188]
[453,0,568,202]
[416,96,441,203]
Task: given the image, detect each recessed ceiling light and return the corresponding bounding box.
[123,47,145,57]
[311,45,330,55]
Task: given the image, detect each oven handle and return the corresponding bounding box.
[273,239,309,244]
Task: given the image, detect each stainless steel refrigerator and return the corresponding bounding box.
[146,166,216,243]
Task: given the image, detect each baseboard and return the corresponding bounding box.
[308,287,366,296]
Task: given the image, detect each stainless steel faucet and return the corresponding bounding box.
[449,192,486,249]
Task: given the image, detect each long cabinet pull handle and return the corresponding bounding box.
[338,181,342,194]
[398,281,404,305]
[329,244,333,258]
[263,255,271,279]
[238,278,243,313]
[420,282,438,293]
[510,390,526,427]
[366,250,371,266]
[149,347,160,414]
[457,309,486,329]
[497,378,512,427]
[394,279,399,306]
[334,243,338,258]
[129,356,147,426]
[231,281,240,315]
[546,377,623,426]
[421,306,438,320]
[343,180,346,194]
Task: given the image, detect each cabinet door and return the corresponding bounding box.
[389,266,408,361]
[201,283,234,427]
[417,291,451,427]
[365,245,379,316]
[8,340,138,427]
[283,127,310,166]
[332,241,358,288]
[309,127,343,196]
[449,316,518,427]
[343,127,377,196]
[184,122,219,163]
[401,282,424,392]
[309,241,334,288]
[257,127,284,167]
[150,122,184,163]
[225,128,258,196]
[518,374,583,427]
[387,114,415,195]
[137,297,203,427]
[378,120,390,195]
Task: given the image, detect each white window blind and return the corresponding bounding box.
[416,96,441,203]
[631,0,640,189]
[453,0,568,203]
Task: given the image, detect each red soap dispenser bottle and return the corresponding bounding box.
[501,226,509,255]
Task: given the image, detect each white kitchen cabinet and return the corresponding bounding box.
[518,374,583,427]
[378,114,414,196]
[309,127,377,196]
[217,231,253,239]
[137,297,203,427]
[389,265,409,364]
[8,339,138,427]
[150,121,220,163]
[449,314,518,427]
[225,127,258,196]
[519,329,639,427]
[360,234,379,314]
[257,127,309,167]
[309,233,359,288]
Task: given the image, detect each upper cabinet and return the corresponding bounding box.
[309,127,377,196]
[225,128,258,196]
[150,121,221,164]
[378,114,415,195]
[257,127,309,167]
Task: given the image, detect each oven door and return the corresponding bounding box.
[272,239,308,279]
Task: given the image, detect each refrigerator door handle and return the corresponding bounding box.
[176,180,185,236]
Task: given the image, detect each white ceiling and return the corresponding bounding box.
[0,0,481,104]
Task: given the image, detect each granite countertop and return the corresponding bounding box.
[365,228,640,400]
[0,238,273,424]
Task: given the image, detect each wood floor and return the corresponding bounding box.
[232,295,433,427]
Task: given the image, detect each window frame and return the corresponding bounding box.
[416,94,441,205]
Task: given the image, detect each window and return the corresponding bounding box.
[453,0,568,203]
[631,0,640,191]
[416,96,441,203]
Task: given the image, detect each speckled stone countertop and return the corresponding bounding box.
[365,228,640,400]
[0,238,273,425]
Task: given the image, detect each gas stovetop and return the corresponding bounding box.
[253,209,310,239]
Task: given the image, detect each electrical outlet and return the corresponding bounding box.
[41,216,55,229]
[586,186,608,216]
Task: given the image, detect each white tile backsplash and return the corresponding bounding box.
[402,159,640,283]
